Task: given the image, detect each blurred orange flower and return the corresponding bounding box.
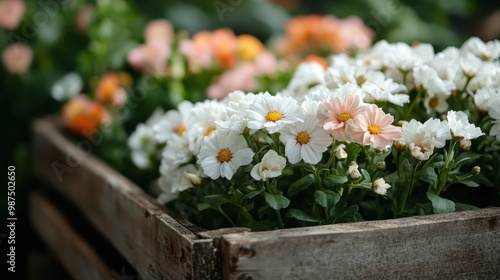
[63,95,109,139]
[275,14,373,62]
[303,54,328,70]
[237,34,265,61]
[95,73,128,108]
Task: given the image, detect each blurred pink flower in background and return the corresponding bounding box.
[179,31,213,68]
[254,51,278,75]
[0,0,25,30]
[75,4,95,33]
[207,63,258,99]
[127,19,173,75]
[339,16,374,51]
[2,43,32,74]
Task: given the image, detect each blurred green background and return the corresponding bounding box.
[1,0,499,277]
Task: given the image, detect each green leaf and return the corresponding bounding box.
[426,192,455,214]
[331,205,358,223]
[314,191,328,207]
[197,203,213,211]
[360,169,371,181]
[419,166,438,189]
[242,190,263,201]
[345,143,363,162]
[281,168,294,176]
[286,209,320,222]
[288,174,315,196]
[454,203,479,212]
[399,158,413,179]
[460,180,479,187]
[264,193,290,210]
[325,190,341,206]
[203,195,230,207]
[323,174,348,187]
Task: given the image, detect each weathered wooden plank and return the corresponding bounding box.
[31,117,217,279]
[221,208,500,280]
[30,192,114,280]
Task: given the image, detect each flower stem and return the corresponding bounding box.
[217,206,236,227]
[436,139,457,195]
[276,210,284,228]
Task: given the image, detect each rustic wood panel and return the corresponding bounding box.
[32,118,219,279]
[221,207,500,280]
[30,192,114,280]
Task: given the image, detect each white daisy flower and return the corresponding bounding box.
[325,56,369,88]
[250,150,286,181]
[362,83,409,107]
[157,164,203,204]
[429,47,460,82]
[197,131,254,180]
[423,93,449,114]
[461,37,500,61]
[399,120,435,161]
[127,108,165,169]
[489,120,500,142]
[279,115,332,164]
[446,111,484,140]
[185,99,228,154]
[215,114,247,134]
[160,134,192,175]
[128,124,156,169]
[423,118,451,149]
[474,86,500,112]
[398,118,451,161]
[283,61,326,100]
[413,65,455,96]
[154,101,192,143]
[247,94,303,134]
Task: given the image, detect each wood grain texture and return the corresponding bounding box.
[32,117,219,279]
[221,208,500,280]
[30,192,114,280]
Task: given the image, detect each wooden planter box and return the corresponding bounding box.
[31,117,500,279]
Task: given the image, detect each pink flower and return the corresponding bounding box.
[144,19,173,46]
[0,0,25,30]
[2,43,32,74]
[254,51,278,76]
[322,94,366,141]
[348,104,402,150]
[207,63,258,99]
[339,16,374,51]
[179,38,213,68]
[127,19,173,74]
[75,4,94,33]
[127,43,170,74]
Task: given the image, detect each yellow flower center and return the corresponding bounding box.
[337,112,352,122]
[265,111,283,122]
[296,131,311,145]
[368,124,381,135]
[176,125,186,136]
[216,148,233,163]
[428,96,439,109]
[204,126,216,136]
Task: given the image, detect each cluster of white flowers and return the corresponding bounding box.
[128,37,498,203]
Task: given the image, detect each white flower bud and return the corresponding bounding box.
[335,144,347,160]
[372,178,391,195]
[348,161,361,180]
[459,139,471,151]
